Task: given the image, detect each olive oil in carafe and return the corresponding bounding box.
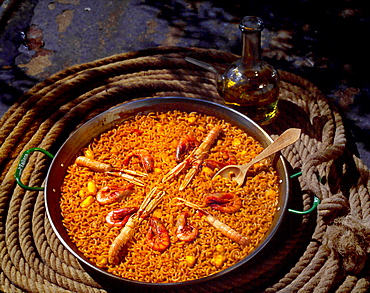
[218,16,280,125]
[219,62,279,124]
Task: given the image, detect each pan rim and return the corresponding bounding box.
[45,96,289,288]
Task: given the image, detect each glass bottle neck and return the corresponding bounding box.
[241,30,262,69]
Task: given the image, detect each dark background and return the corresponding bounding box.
[1,0,369,166]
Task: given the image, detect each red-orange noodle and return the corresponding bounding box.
[60,110,280,283]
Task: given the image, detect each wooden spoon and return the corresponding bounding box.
[213,128,301,186]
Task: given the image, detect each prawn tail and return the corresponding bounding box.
[108,216,138,264]
[205,214,249,248]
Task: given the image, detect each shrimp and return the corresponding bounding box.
[204,213,249,247]
[106,207,139,227]
[163,125,222,190]
[76,156,145,186]
[176,211,198,242]
[108,215,139,265]
[204,151,237,170]
[108,188,165,264]
[146,217,170,252]
[123,149,154,173]
[76,156,112,172]
[205,193,242,213]
[175,134,199,162]
[96,184,134,205]
[176,198,250,248]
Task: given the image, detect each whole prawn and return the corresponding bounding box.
[175,135,199,162]
[205,193,242,213]
[175,211,198,242]
[106,207,138,227]
[204,214,249,247]
[75,156,145,186]
[108,187,165,264]
[176,198,250,248]
[96,184,134,205]
[108,215,139,265]
[123,149,154,173]
[75,156,112,172]
[146,217,170,252]
[162,125,222,190]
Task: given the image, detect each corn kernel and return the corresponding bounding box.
[84,149,94,159]
[154,167,162,174]
[96,256,108,266]
[86,181,97,196]
[215,244,224,253]
[111,146,119,155]
[185,255,197,268]
[211,254,225,269]
[156,123,163,131]
[171,139,179,148]
[80,196,94,208]
[240,150,248,156]
[232,138,242,146]
[202,166,213,177]
[198,125,206,132]
[161,153,171,164]
[79,189,85,197]
[152,210,162,218]
[266,189,277,198]
[187,117,197,124]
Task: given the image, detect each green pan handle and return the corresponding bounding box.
[288,196,320,215]
[15,147,54,191]
[288,171,321,214]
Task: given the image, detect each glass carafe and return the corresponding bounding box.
[218,16,279,125]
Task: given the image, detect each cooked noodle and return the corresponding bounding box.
[60,110,280,283]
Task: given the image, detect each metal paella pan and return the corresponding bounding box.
[17,97,290,289]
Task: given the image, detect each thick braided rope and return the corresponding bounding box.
[1,46,369,293]
[265,76,370,292]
